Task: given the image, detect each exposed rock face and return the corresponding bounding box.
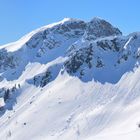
[53,18,86,36]
[0,17,140,85]
[25,18,86,50]
[0,49,17,71]
[96,38,121,52]
[85,17,122,40]
[65,45,93,74]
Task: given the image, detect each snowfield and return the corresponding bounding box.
[0,17,140,140]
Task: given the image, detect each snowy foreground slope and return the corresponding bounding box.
[0,18,140,140]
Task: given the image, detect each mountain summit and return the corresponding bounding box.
[85,17,122,39]
[0,18,140,140]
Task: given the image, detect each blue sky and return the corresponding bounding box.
[0,0,140,45]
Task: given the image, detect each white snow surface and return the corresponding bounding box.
[0,18,140,140]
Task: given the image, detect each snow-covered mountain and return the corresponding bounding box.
[0,17,140,140]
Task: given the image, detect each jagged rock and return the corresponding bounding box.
[85,17,122,40]
[65,45,93,74]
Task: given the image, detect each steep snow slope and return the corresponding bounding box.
[0,18,140,140]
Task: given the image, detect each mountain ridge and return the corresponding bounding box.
[0,17,140,140]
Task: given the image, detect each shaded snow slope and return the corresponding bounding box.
[0,18,140,140]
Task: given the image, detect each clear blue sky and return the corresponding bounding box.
[0,0,140,45]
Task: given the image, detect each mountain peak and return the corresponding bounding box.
[85,17,122,39]
[90,17,104,22]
